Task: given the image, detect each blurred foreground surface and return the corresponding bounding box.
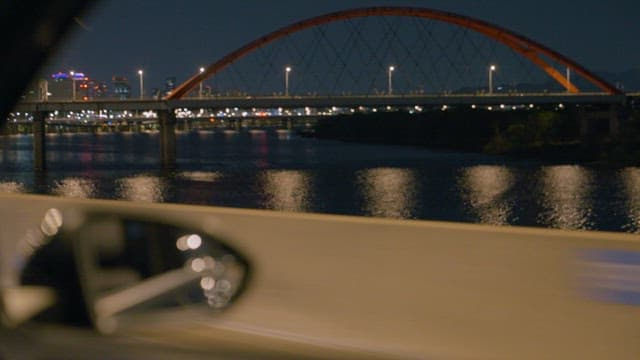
[1,194,639,359]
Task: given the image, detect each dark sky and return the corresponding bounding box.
[45,0,640,92]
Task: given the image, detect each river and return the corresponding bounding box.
[0,129,639,233]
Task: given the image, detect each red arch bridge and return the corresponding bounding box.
[14,6,636,171]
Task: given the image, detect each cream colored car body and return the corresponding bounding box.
[1,193,639,359]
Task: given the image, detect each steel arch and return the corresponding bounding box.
[167,6,621,99]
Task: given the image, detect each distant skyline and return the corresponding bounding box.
[44,0,640,93]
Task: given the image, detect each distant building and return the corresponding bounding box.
[46,71,101,100]
[151,88,162,99]
[112,76,131,99]
[164,77,176,96]
[21,71,107,101]
[47,72,73,100]
[77,79,108,100]
[22,79,49,101]
[88,80,109,99]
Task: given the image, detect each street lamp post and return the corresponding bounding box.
[138,69,144,99]
[566,67,571,93]
[70,70,76,101]
[285,66,292,97]
[199,67,205,98]
[488,65,496,95]
[388,66,395,95]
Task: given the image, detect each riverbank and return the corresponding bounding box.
[309,109,640,165]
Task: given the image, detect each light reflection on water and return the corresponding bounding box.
[459,165,514,225]
[179,171,222,183]
[538,165,593,230]
[52,177,96,198]
[621,168,640,233]
[116,175,165,202]
[262,170,311,212]
[358,168,416,219]
[276,129,292,140]
[0,181,25,194]
[0,131,638,232]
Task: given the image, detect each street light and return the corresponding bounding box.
[566,67,571,93]
[488,65,496,95]
[285,66,292,96]
[199,67,205,98]
[69,70,76,101]
[388,66,395,95]
[137,69,144,99]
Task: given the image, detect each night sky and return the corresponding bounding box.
[44,0,640,93]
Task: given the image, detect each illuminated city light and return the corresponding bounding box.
[200,276,216,290]
[40,208,63,236]
[187,234,202,250]
[176,236,189,251]
[191,258,206,272]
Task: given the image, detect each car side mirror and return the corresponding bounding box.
[17,210,250,333]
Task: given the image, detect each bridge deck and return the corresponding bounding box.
[14,93,628,113]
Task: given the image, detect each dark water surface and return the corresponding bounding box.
[1,130,639,233]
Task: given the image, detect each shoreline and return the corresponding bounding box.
[306,110,640,167]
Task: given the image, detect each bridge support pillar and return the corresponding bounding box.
[609,104,624,139]
[158,110,177,169]
[577,107,595,144]
[33,111,47,172]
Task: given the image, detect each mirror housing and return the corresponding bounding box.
[18,209,250,333]
[0,286,57,328]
